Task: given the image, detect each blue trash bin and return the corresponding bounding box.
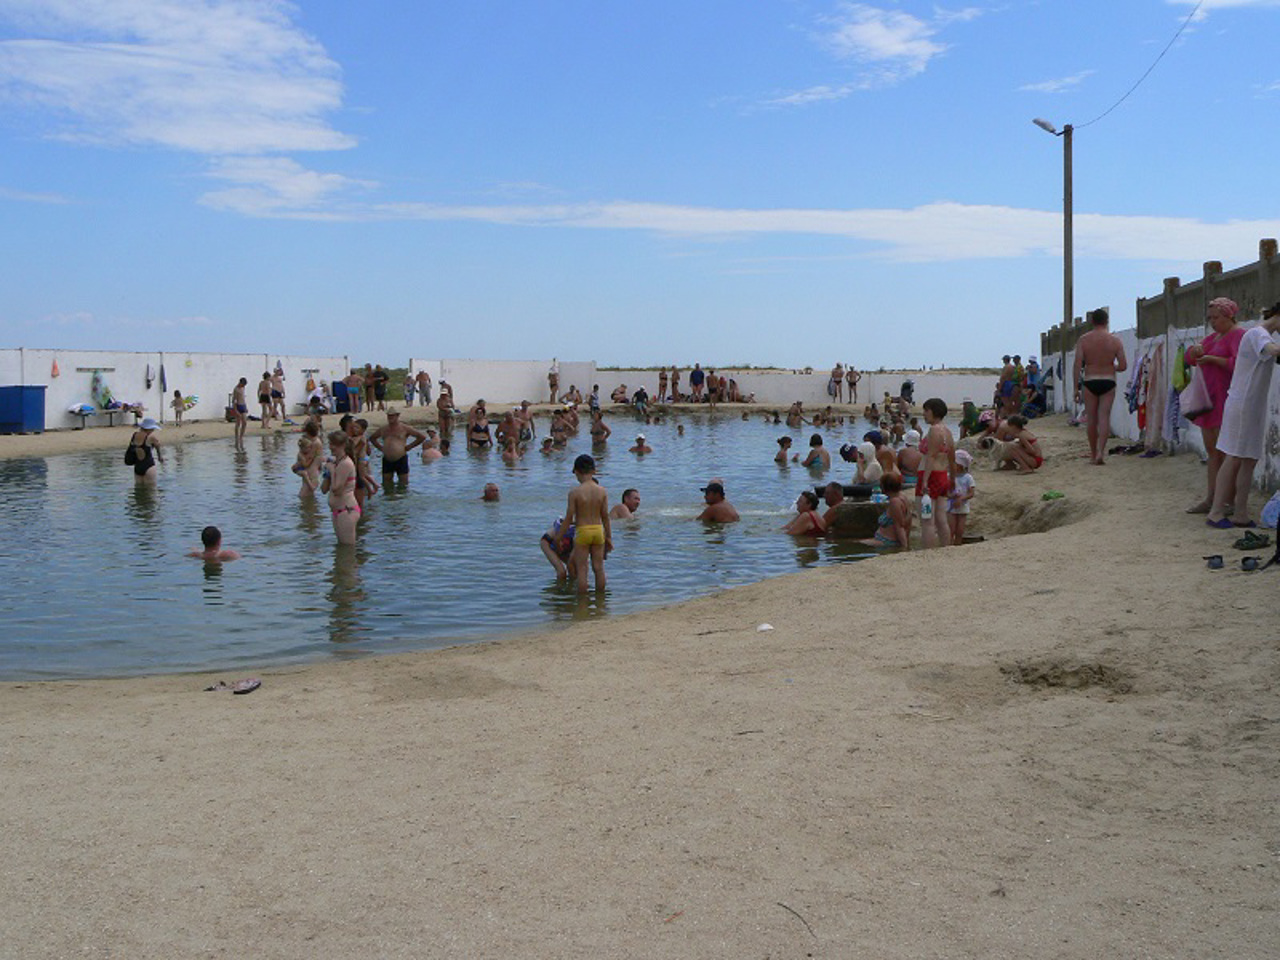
[332,380,350,413]
[0,385,46,434]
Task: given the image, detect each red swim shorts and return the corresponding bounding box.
[916,470,951,499]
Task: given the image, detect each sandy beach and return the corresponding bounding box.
[2,414,1277,959]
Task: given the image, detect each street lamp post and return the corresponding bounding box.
[1034,118,1072,413]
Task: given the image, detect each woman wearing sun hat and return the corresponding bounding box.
[125,417,164,483]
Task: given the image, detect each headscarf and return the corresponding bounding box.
[1208,297,1239,320]
[904,429,921,447]
[856,442,882,484]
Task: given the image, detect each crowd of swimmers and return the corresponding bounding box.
[128,363,1050,578]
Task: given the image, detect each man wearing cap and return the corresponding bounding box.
[697,481,739,522]
[629,433,652,455]
[369,407,428,484]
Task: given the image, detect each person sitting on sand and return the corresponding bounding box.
[697,481,739,523]
[783,490,827,537]
[775,436,793,463]
[539,518,576,580]
[863,473,910,550]
[188,525,240,562]
[799,433,830,471]
[609,488,641,520]
[1001,415,1043,473]
[629,433,652,455]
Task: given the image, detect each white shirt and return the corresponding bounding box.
[1216,325,1280,461]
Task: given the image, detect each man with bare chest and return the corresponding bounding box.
[1073,308,1128,465]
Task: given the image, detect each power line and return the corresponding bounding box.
[1075,0,1203,131]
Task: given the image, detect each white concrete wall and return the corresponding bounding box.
[408,359,596,407]
[0,349,348,431]
[599,368,995,409]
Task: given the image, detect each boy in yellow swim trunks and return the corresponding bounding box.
[564,453,612,594]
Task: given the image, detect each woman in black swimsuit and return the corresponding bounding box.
[126,418,163,483]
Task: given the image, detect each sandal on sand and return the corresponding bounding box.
[1232,519,1257,529]
[203,678,262,694]
[1232,531,1271,550]
[1204,555,1224,569]
[1242,556,1262,572]
[1206,518,1235,529]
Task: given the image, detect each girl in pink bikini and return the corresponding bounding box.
[322,429,360,544]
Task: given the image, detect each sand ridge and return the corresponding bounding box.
[2,415,1278,958]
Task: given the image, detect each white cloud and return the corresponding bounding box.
[0,185,71,203]
[768,3,984,105]
[762,82,862,106]
[819,3,950,79]
[206,194,1279,267]
[200,156,373,214]
[1019,70,1096,94]
[0,0,352,155]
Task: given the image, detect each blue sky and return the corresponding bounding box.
[2,0,1278,369]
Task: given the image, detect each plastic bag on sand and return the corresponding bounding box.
[1261,492,1280,530]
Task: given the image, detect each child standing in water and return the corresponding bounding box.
[563,454,612,594]
[917,397,957,548]
[947,449,975,544]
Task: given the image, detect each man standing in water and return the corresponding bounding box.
[1072,308,1128,465]
[231,377,249,450]
[369,408,428,486]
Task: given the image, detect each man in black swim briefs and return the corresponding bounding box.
[369,408,427,486]
[1073,308,1128,465]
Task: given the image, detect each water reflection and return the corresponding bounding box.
[125,482,160,531]
[539,581,611,621]
[201,561,226,605]
[326,543,370,648]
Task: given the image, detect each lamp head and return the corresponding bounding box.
[1032,118,1058,134]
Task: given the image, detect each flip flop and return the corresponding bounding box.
[1204,555,1224,569]
[1242,556,1261,572]
[1205,518,1235,529]
[1232,520,1257,529]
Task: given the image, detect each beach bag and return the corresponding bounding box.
[1180,367,1213,423]
[124,443,139,466]
[1261,491,1280,530]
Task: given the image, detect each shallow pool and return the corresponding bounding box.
[0,413,903,679]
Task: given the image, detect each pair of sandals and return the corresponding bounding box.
[1204,555,1267,571]
[1232,530,1271,551]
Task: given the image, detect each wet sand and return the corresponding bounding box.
[2,415,1277,958]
